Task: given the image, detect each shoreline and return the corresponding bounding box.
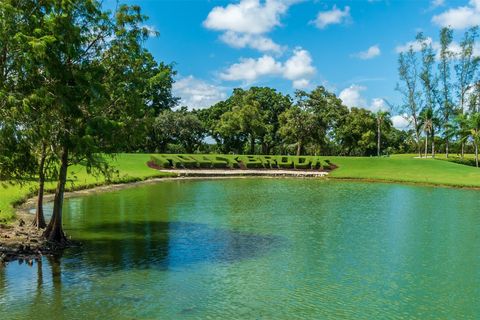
[3,168,480,265]
[1,170,329,264]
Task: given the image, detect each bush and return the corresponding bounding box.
[150,156,171,168]
[237,156,264,168]
[276,156,293,169]
[293,157,312,169]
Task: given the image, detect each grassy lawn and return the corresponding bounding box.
[2,153,480,223]
[0,154,174,223]
[328,154,480,187]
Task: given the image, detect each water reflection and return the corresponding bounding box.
[67,221,285,271]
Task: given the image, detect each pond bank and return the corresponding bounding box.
[1,170,329,264]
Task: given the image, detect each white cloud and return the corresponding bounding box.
[293,79,310,89]
[352,45,381,60]
[339,85,390,113]
[391,115,411,130]
[219,31,284,53]
[283,48,316,80]
[220,47,316,88]
[204,0,300,53]
[173,76,227,109]
[313,6,350,29]
[339,85,367,108]
[220,55,283,82]
[204,0,293,34]
[370,98,389,112]
[432,0,480,29]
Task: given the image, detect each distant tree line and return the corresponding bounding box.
[396,26,480,166]
[149,86,413,157]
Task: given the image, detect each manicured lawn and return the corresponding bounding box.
[0,154,174,223]
[328,154,480,187]
[2,153,480,223]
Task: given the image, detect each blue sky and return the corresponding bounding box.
[105,0,480,127]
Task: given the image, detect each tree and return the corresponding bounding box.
[467,112,480,167]
[419,107,434,158]
[278,105,317,156]
[152,108,205,153]
[455,27,479,113]
[2,1,176,243]
[298,86,349,154]
[397,47,423,157]
[215,92,269,154]
[335,108,377,156]
[438,27,454,157]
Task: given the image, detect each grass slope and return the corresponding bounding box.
[0,154,174,223]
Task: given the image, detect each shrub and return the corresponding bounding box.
[237,156,264,168]
[294,157,312,169]
[150,156,171,168]
[276,156,293,169]
[190,155,212,168]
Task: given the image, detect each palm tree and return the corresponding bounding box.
[453,113,470,159]
[376,110,391,156]
[419,107,441,158]
[419,107,433,157]
[467,112,480,167]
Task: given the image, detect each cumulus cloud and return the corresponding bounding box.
[352,45,381,60]
[204,0,299,53]
[339,85,367,108]
[220,48,315,88]
[391,115,411,130]
[173,76,227,109]
[339,85,390,113]
[432,0,480,29]
[219,31,284,53]
[370,98,389,112]
[312,6,351,29]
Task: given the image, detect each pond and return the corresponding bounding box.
[1,179,480,319]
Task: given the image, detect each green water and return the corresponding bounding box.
[2,179,480,319]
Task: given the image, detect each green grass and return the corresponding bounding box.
[0,154,174,223]
[3,153,480,223]
[327,154,480,187]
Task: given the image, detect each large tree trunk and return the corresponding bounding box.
[296,140,303,156]
[461,141,465,159]
[43,146,68,244]
[32,143,47,229]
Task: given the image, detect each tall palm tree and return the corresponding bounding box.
[453,113,470,159]
[419,107,434,157]
[467,112,480,167]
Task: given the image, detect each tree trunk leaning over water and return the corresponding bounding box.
[43,146,68,244]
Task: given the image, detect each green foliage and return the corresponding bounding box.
[149,154,331,170]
